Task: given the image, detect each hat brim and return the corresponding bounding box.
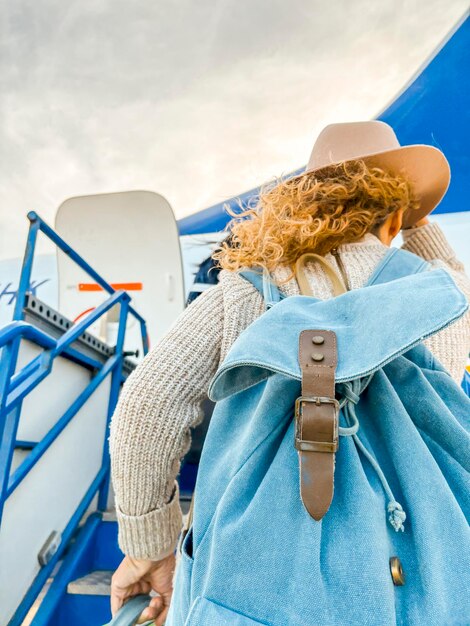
[289,145,450,229]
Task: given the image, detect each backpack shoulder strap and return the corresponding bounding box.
[238,269,264,294]
[238,269,285,309]
[239,247,429,303]
[367,247,429,286]
[295,253,347,297]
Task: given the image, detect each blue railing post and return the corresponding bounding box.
[0,215,40,525]
[13,213,41,322]
[140,318,150,356]
[98,294,130,511]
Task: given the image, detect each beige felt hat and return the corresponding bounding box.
[294,121,450,229]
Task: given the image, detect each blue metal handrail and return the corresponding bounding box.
[103,594,153,626]
[0,212,148,626]
[27,211,149,353]
[0,321,56,350]
[6,290,129,409]
[6,354,119,498]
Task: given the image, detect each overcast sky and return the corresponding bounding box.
[0,0,467,259]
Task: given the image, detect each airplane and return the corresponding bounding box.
[0,13,468,626]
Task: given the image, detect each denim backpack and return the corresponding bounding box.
[167,248,470,626]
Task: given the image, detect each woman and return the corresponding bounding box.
[109,121,470,625]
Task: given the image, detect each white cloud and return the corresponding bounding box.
[0,0,467,258]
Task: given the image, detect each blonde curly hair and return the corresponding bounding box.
[213,160,418,280]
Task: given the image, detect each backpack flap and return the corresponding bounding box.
[209,268,468,402]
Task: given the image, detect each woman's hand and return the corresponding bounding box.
[111,553,176,625]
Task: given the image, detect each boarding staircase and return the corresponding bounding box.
[0,212,196,626]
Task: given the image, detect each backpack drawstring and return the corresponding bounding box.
[337,377,407,533]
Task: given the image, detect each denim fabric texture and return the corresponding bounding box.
[167,249,470,626]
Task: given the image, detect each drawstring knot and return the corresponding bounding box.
[338,376,407,533]
[388,501,406,532]
[340,385,360,405]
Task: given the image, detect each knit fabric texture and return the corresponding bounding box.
[109,223,470,560]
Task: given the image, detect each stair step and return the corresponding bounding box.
[67,570,112,596]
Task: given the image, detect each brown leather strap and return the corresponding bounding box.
[295,253,347,297]
[295,329,339,520]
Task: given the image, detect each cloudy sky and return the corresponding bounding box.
[0,0,467,259]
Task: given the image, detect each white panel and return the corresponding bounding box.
[0,373,110,626]
[15,340,92,443]
[10,449,30,474]
[0,255,58,329]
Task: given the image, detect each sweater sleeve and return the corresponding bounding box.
[401,221,466,272]
[109,283,225,560]
[401,222,470,382]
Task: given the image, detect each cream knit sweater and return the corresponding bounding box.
[109,223,470,561]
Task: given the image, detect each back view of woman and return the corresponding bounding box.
[109,121,470,625]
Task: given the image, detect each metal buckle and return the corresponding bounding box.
[294,396,340,453]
